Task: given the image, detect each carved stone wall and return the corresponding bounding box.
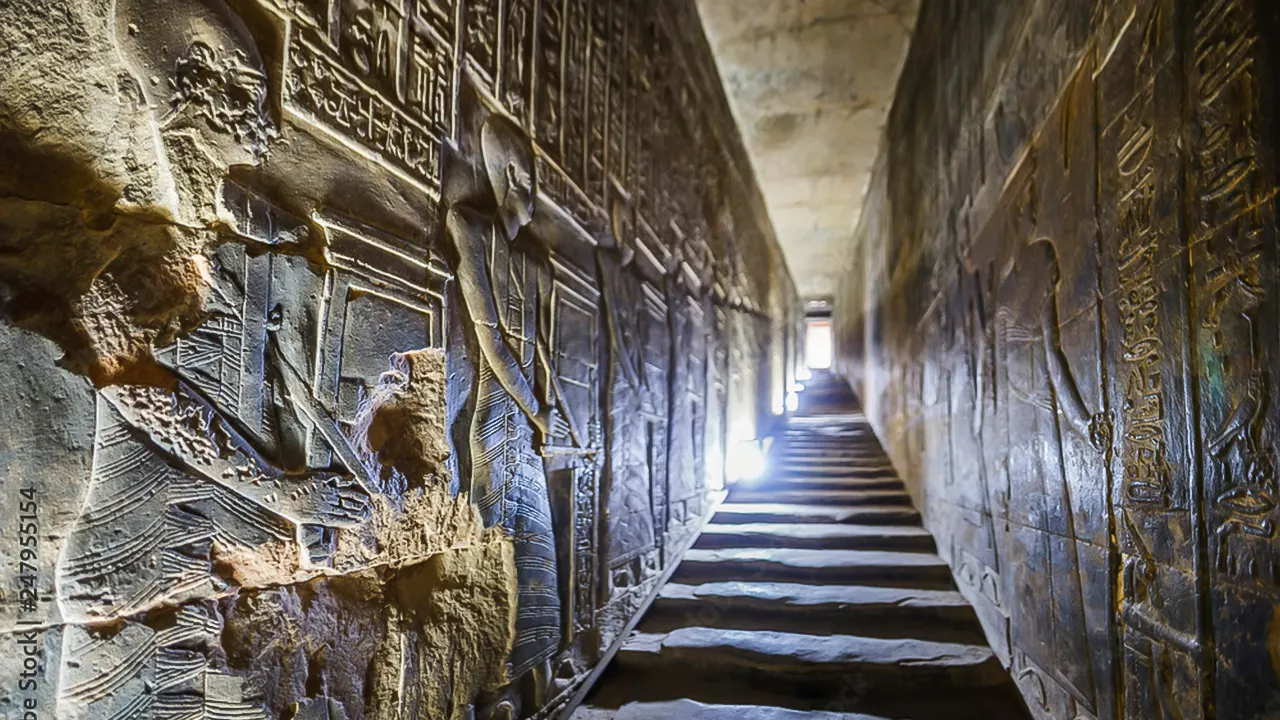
[836,1,1280,718]
[0,1,794,718]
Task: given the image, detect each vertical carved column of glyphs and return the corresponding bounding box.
[1098,0,1209,717]
[1186,0,1280,715]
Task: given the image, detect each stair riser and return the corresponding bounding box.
[640,601,984,644]
[710,510,922,525]
[671,562,955,589]
[780,449,889,455]
[774,468,898,479]
[761,480,905,494]
[781,444,878,449]
[609,656,1009,699]
[727,491,912,506]
[693,533,934,552]
[773,450,885,456]
[592,666,1021,720]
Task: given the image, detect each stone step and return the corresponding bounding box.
[778,454,892,464]
[728,488,911,506]
[773,435,875,440]
[778,453,885,461]
[694,523,933,552]
[778,454,890,464]
[760,476,904,493]
[782,444,878,450]
[771,469,898,481]
[781,432,873,439]
[572,700,888,720]
[641,581,984,643]
[597,628,1016,716]
[778,461,892,471]
[713,503,921,526]
[773,465,898,475]
[671,548,954,589]
[779,445,880,455]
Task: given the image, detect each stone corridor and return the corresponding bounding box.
[4,0,1280,718]
[574,372,1027,718]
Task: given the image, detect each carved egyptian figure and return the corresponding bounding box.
[443,113,565,677]
[1007,239,1109,449]
[53,365,374,716]
[55,602,267,720]
[58,353,372,617]
[1001,236,1105,708]
[599,198,655,570]
[56,0,376,622]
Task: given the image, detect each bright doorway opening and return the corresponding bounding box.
[805,318,833,369]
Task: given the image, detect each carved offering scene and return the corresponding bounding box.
[0,1,794,718]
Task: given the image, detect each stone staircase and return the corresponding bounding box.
[571,372,1028,720]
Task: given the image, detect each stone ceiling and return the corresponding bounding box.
[695,0,920,300]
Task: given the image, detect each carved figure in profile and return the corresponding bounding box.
[1008,237,1111,450]
[1001,235,1110,710]
[441,109,567,680]
[598,197,656,578]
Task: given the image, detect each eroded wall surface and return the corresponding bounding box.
[837,0,1280,718]
[0,1,793,718]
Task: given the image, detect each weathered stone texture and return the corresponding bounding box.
[837,0,1280,718]
[0,1,796,718]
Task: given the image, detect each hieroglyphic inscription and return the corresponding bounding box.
[572,462,597,633]
[284,0,455,196]
[465,0,499,84]
[1114,37,1170,509]
[605,0,628,188]
[533,0,565,157]
[625,10,652,211]
[1190,0,1279,584]
[584,0,610,207]
[562,0,591,189]
[499,0,535,121]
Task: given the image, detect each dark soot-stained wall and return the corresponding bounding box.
[837,0,1280,717]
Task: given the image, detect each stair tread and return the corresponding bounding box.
[658,580,971,611]
[714,503,921,524]
[620,627,1003,680]
[761,478,904,493]
[769,475,901,486]
[594,700,888,720]
[701,523,929,541]
[682,547,948,569]
[695,523,931,551]
[777,462,896,471]
[674,548,954,588]
[729,488,911,505]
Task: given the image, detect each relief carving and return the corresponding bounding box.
[0,1,791,718]
[284,0,454,197]
[171,41,279,158]
[836,0,1280,717]
[600,198,656,573]
[442,105,566,680]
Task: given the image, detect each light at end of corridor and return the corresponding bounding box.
[726,439,767,485]
[805,318,833,369]
[785,392,799,412]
